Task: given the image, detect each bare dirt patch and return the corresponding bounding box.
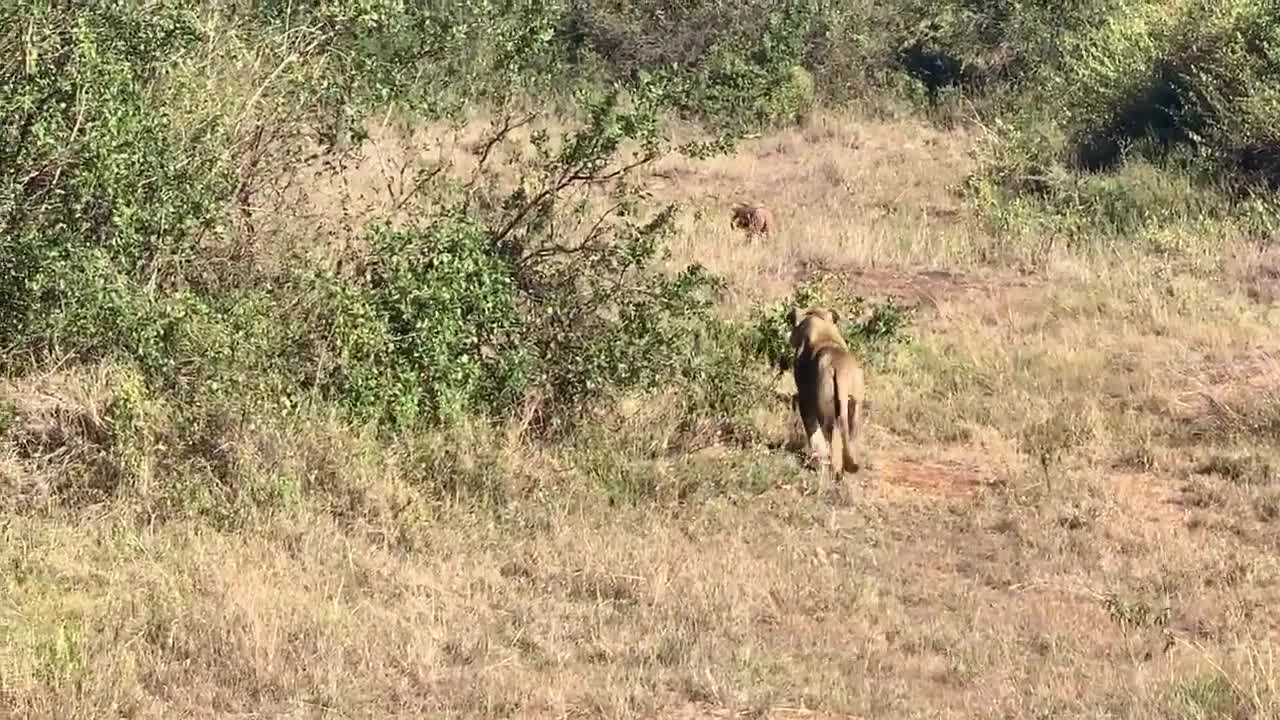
[869,446,995,501]
[877,457,987,500]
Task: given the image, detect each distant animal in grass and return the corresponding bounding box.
[730,202,777,240]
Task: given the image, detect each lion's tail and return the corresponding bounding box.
[830,367,850,476]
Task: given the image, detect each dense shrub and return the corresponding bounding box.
[310,214,531,429]
[966,0,1280,244]
[563,0,822,130]
[558,0,1107,111]
[746,279,914,376]
[681,0,819,129]
[243,0,568,119]
[1026,0,1280,180]
[891,0,1118,96]
[0,2,230,361]
[468,84,729,430]
[562,0,776,76]
[1165,2,1280,185]
[0,0,744,439]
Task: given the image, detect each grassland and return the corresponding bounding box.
[2,106,1277,719]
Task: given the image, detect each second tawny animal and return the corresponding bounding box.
[730,203,776,239]
[786,306,865,478]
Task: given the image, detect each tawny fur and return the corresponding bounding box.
[787,306,866,478]
[730,203,777,238]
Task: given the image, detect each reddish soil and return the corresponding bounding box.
[873,452,990,501]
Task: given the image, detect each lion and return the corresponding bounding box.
[784,306,865,479]
[730,203,777,239]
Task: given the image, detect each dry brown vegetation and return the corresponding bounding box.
[3,110,1279,719]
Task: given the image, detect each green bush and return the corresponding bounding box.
[0,1,230,362]
[563,0,824,131]
[1004,0,1280,180]
[457,84,729,431]
[255,83,731,434]
[558,0,1117,113]
[887,0,1119,101]
[968,0,1280,241]
[244,0,568,120]
[800,0,897,102]
[562,0,775,77]
[745,279,914,376]
[685,0,820,130]
[0,0,737,441]
[314,214,531,429]
[1048,3,1187,170]
[1170,1,1280,184]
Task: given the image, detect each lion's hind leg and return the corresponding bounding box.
[827,411,846,477]
[841,397,861,474]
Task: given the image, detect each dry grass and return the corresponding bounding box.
[654,114,994,307]
[3,109,1280,719]
[1228,245,1280,306]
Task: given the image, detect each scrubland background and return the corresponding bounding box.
[1,1,1279,717]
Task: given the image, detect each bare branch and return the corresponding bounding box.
[517,200,625,266]
[567,151,659,184]
[391,163,447,213]
[491,150,659,248]
[471,112,538,180]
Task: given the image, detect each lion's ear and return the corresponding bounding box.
[789,307,804,328]
[829,309,840,325]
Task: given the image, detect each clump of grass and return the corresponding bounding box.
[1168,675,1245,720]
[1196,452,1278,487]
